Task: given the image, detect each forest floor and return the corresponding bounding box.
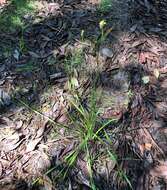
[0,0,167,190]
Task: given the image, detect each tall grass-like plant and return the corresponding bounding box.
[94,20,112,53]
[62,48,133,188]
[98,0,112,13]
[63,88,117,189]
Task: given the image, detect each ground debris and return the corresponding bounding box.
[0,0,167,189]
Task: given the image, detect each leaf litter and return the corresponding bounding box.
[0,0,167,189]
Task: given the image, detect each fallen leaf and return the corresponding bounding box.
[13,49,20,60]
[150,161,167,181]
[1,137,24,152]
[144,143,152,150]
[26,137,43,152]
[153,69,160,79]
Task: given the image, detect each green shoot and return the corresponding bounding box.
[98,0,112,13]
[15,62,39,72]
[64,48,84,75]
[95,20,112,52]
[81,30,85,42]
[0,0,36,31]
[118,170,133,190]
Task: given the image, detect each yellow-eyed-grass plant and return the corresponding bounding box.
[62,88,116,190]
[95,20,112,53]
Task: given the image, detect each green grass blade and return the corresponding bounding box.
[93,118,116,139]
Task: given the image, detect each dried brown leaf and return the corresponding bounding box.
[26,137,43,152]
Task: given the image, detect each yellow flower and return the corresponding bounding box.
[99,20,107,29]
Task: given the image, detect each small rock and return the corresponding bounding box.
[142,76,150,84]
[100,47,113,58]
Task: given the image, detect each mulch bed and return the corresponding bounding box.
[0,0,167,189]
